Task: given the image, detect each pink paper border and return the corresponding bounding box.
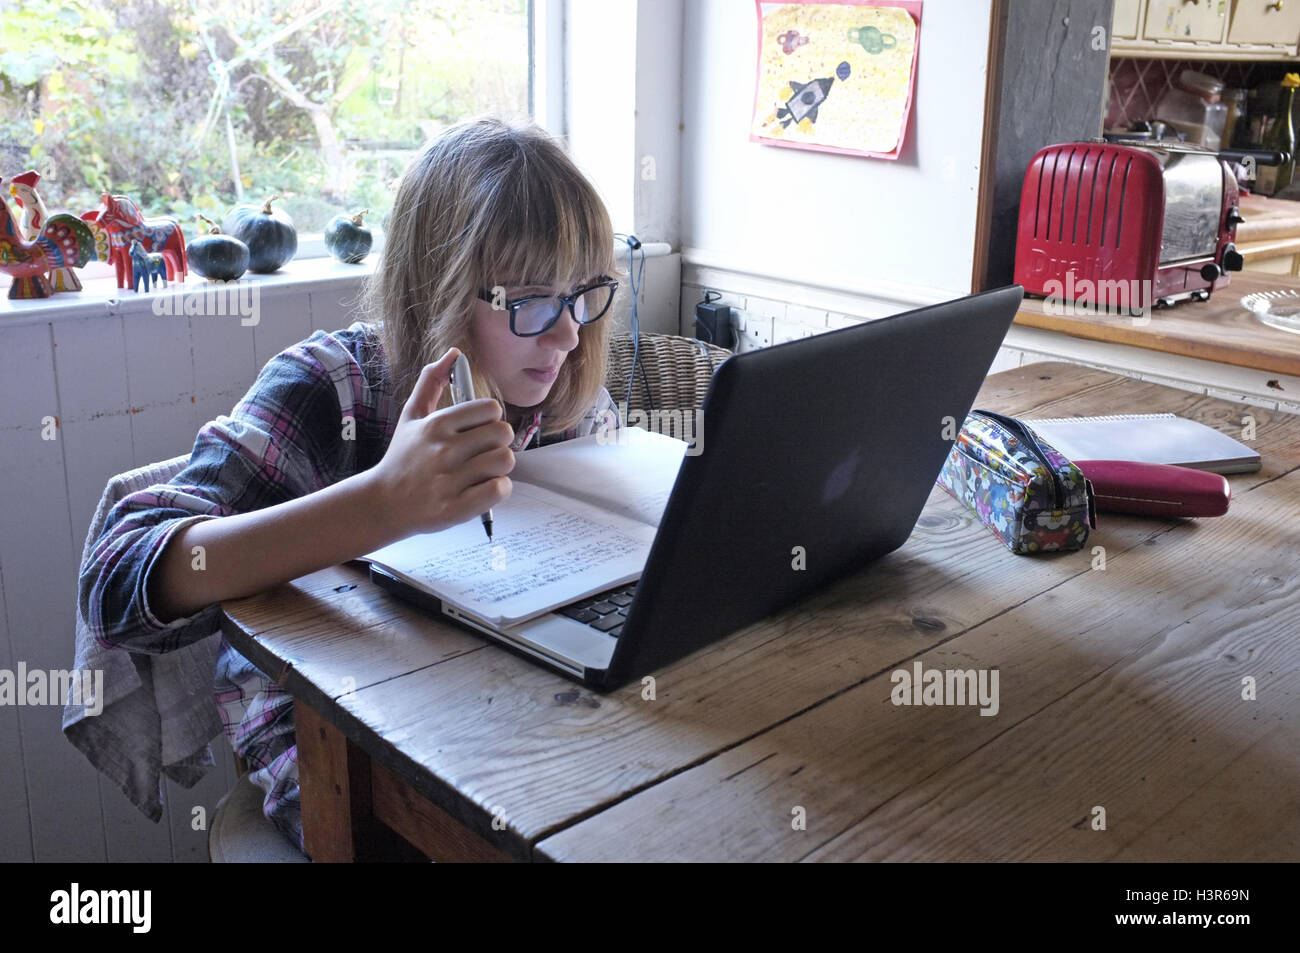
[749,0,923,160]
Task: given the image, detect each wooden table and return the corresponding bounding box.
[220,362,1300,862]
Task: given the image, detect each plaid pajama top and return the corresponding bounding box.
[78,321,621,854]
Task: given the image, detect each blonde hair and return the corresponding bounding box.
[361,117,618,434]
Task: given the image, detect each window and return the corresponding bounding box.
[0,0,531,258]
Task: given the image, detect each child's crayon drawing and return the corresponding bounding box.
[751,0,922,159]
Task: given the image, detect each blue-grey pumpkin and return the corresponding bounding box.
[324,209,373,263]
[190,215,249,281]
[221,195,297,273]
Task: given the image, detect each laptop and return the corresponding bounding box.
[370,284,1025,690]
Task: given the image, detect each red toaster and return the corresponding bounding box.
[1013,140,1244,315]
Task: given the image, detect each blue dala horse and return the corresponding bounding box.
[129,239,168,292]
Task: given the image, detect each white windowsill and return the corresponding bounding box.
[0,236,669,331]
[0,253,378,329]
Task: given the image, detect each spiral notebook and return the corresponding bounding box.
[1021,413,1261,474]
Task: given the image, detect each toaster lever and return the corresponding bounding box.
[1226,207,1245,229]
[1222,243,1244,272]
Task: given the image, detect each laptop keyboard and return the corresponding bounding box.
[558,583,637,638]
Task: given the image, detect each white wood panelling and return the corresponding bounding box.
[54,316,136,559]
[0,272,369,862]
[0,322,105,861]
[0,567,33,862]
[253,295,315,372]
[123,309,201,470]
[190,307,258,444]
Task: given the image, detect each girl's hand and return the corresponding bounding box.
[368,348,515,537]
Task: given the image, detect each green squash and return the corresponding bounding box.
[324,208,373,263]
[189,214,249,281]
[221,195,297,273]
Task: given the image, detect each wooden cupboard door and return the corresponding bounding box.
[1142,0,1229,42]
[1228,0,1300,44]
[1114,0,1143,38]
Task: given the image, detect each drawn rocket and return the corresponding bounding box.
[776,62,851,128]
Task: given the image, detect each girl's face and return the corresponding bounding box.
[470,279,585,410]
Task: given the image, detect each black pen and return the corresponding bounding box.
[449,351,494,541]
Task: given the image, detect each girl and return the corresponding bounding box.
[79,117,623,855]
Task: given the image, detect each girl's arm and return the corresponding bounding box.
[148,468,394,621]
[149,349,514,622]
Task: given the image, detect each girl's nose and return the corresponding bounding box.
[540,306,582,351]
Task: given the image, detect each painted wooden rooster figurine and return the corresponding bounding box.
[0,171,103,299]
[8,169,49,239]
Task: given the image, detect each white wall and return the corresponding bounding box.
[565,0,684,252]
[566,0,640,232]
[680,0,994,309]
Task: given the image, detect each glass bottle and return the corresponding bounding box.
[1259,74,1299,195]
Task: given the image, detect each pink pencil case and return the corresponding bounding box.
[1070,460,1231,517]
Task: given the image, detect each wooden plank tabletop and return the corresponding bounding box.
[1014,271,1300,378]
[221,361,1300,862]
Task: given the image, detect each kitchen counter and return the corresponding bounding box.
[1235,192,1300,245]
[1234,193,1300,272]
[1014,270,1300,379]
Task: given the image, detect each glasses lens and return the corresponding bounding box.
[513,297,563,335]
[577,284,614,324]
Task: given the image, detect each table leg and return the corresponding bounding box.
[296,699,365,862]
[295,699,439,862]
[369,759,515,863]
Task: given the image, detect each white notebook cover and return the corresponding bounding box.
[1021,413,1261,474]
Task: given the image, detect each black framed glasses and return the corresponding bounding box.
[476,276,619,337]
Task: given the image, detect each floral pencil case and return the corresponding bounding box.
[936,408,1097,555]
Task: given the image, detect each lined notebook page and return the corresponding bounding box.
[1022,413,1261,474]
[510,427,688,528]
[363,482,656,626]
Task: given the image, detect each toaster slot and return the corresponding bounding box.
[1157,152,1223,263]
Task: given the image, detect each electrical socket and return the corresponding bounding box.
[772,318,817,345]
[735,310,772,350]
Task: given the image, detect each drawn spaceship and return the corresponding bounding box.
[775,62,851,128]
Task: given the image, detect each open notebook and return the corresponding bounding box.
[360,427,687,627]
[1022,413,1261,474]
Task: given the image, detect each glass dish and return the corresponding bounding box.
[1240,290,1300,335]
